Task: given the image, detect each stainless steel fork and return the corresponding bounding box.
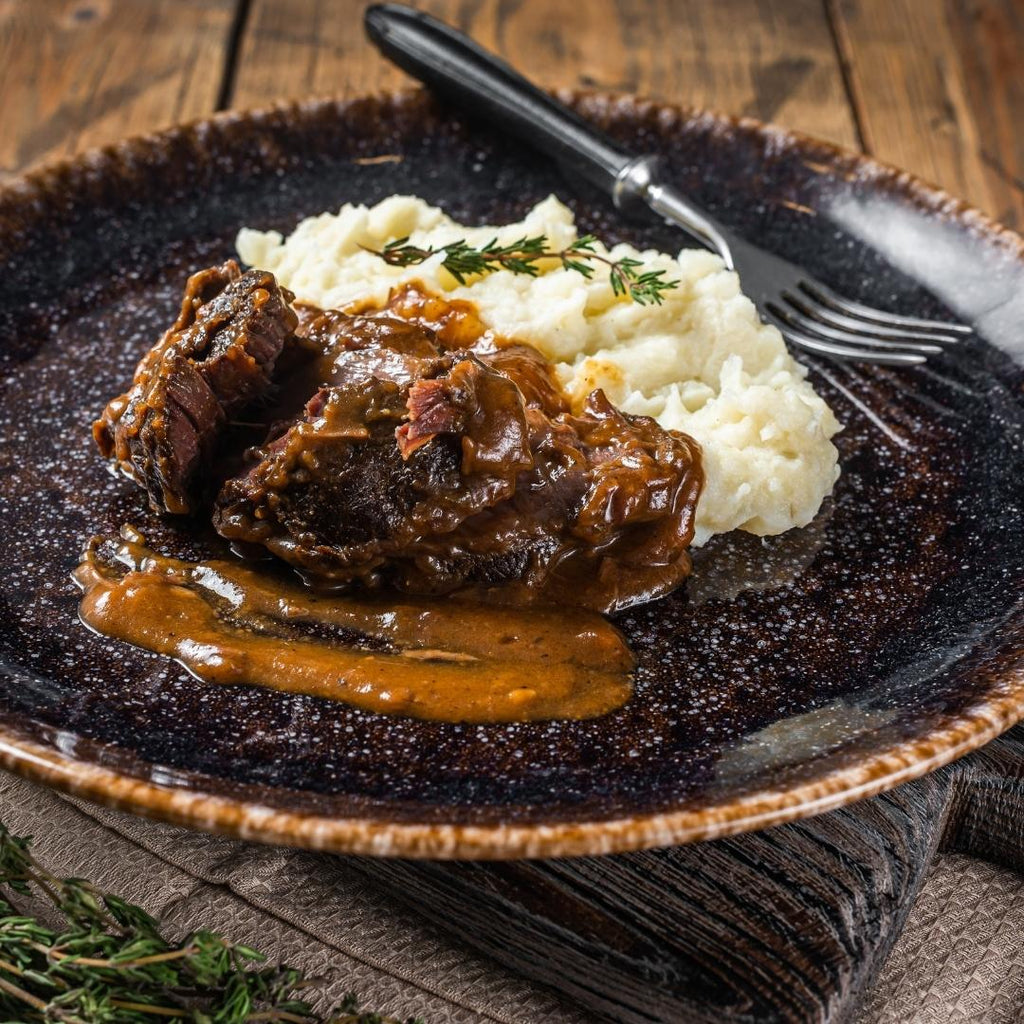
[366,4,971,366]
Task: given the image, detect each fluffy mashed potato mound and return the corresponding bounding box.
[237,195,840,545]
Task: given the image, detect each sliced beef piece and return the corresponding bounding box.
[251,309,450,447]
[94,260,298,514]
[281,289,564,414]
[214,336,703,612]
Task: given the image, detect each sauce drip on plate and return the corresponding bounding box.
[74,529,635,723]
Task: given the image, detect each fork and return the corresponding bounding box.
[365,4,971,366]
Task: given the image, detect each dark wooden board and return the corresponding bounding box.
[347,725,1024,1023]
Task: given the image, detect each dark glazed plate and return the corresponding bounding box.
[1,92,1023,858]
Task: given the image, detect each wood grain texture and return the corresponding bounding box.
[232,0,860,148]
[830,0,1024,230]
[0,0,235,181]
[348,725,1024,1024]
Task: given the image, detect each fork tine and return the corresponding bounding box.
[765,311,927,366]
[799,281,973,335]
[767,302,944,355]
[783,290,964,346]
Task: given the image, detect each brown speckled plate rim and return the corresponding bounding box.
[2,89,1023,859]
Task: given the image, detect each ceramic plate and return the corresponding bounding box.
[1,92,1022,858]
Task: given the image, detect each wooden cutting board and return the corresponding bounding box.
[347,723,1024,1022]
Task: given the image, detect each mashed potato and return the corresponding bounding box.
[237,195,840,544]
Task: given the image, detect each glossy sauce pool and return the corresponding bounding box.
[74,529,635,723]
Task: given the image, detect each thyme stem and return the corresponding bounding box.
[108,1000,186,1017]
[0,972,48,1010]
[368,232,679,305]
[47,946,200,968]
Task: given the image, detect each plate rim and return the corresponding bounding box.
[2,88,1023,859]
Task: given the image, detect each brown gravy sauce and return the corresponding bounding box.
[74,529,634,723]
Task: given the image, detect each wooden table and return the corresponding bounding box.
[2,0,1022,232]
[2,3,1024,1022]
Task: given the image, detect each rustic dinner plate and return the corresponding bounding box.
[1,91,1022,858]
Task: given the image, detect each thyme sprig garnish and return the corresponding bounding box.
[369,233,678,305]
[0,823,421,1024]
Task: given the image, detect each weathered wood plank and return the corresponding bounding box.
[232,0,860,148]
[0,0,236,181]
[830,0,1024,229]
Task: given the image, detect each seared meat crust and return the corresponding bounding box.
[94,260,298,514]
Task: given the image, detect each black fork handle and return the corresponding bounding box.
[363,3,633,196]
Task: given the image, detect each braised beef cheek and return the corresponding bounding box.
[93,260,299,514]
[214,308,703,613]
[94,267,703,612]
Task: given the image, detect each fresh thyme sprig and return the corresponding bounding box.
[369,233,679,305]
[0,823,421,1024]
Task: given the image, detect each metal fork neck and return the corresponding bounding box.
[613,155,735,269]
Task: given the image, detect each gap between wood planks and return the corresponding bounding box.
[823,0,868,151]
[215,0,254,111]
